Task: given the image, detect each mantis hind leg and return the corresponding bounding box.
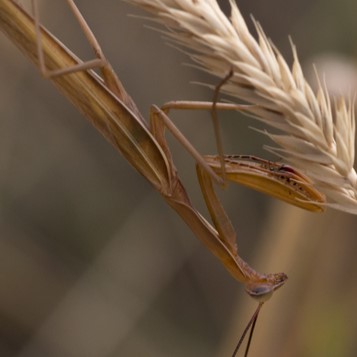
[31,0,142,119]
[31,0,105,79]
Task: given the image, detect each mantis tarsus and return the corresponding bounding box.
[0,1,325,355]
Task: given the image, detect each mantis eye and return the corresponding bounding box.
[245,283,274,302]
[245,272,287,302]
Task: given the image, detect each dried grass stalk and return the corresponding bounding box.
[128,0,357,214]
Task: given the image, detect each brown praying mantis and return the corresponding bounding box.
[0,1,326,355]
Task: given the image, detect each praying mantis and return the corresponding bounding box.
[0,1,326,355]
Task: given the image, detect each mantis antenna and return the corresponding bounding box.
[232,302,263,357]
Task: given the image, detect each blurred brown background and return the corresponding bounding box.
[0,0,356,356]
